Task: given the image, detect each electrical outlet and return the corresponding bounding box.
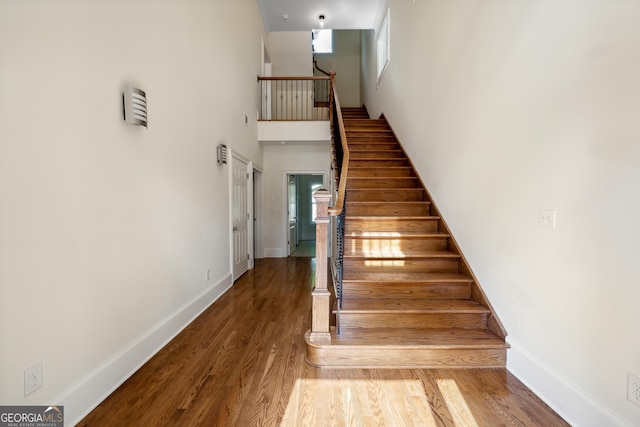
[538,209,556,229]
[243,112,249,127]
[24,362,43,396]
[628,372,640,407]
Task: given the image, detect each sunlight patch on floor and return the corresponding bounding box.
[281,377,441,426]
[437,378,479,427]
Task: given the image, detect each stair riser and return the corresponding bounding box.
[344,119,389,127]
[345,219,440,233]
[344,126,391,131]
[344,237,448,253]
[350,159,408,168]
[346,131,395,137]
[347,178,420,189]
[347,203,431,216]
[347,189,426,202]
[341,282,472,300]
[350,151,404,159]
[306,344,506,369]
[339,312,488,330]
[347,136,398,143]
[349,168,414,178]
[347,143,400,150]
[343,258,459,273]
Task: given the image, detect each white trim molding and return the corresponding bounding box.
[58,273,233,426]
[507,338,634,427]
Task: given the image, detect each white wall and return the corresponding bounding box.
[268,32,313,76]
[362,1,640,426]
[258,121,331,142]
[0,0,264,423]
[314,30,362,108]
[263,143,330,257]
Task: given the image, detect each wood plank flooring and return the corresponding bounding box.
[79,258,569,426]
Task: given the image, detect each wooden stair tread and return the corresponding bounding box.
[343,250,460,259]
[346,215,440,221]
[347,176,418,180]
[347,140,398,143]
[333,328,507,348]
[348,176,418,179]
[347,188,427,202]
[349,165,411,169]
[349,148,402,153]
[344,118,387,123]
[348,200,430,204]
[349,169,412,174]
[342,271,472,283]
[346,137,398,142]
[347,187,423,191]
[349,157,404,160]
[340,299,489,313]
[346,231,448,239]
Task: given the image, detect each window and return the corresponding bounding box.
[377,8,390,80]
[312,29,333,54]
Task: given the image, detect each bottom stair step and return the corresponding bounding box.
[337,299,490,330]
[305,328,508,368]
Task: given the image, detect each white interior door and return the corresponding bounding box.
[232,155,249,280]
[287,175,297,255]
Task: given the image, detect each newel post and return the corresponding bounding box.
[310,189,332,344]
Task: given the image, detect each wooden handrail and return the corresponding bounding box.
[307,70,349,346]
[313,59,331,77]
[327,70,349,217]
[257,76,330,81]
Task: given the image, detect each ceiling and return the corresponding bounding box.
[256,0,385,32]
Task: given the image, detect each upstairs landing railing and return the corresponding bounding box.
[257,75,331,121]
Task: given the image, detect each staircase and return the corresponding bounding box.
[307,107,509,368]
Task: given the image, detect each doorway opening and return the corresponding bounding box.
[286,173,325,258]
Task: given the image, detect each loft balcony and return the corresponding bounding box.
[257,75,332,144]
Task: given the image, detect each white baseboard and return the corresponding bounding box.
[507,338,633,427]
[264,247,285,258]
[59,273,233,426]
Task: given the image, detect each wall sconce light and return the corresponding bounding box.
[123,85,148,128]
[217,144,227,165]
[319,14,325,28]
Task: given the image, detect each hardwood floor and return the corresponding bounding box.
[290,240,316,258]
[79,258,569,426]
